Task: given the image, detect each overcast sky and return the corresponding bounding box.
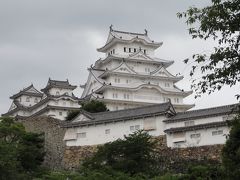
[0,0,239,114]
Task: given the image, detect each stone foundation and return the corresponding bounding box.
[20,117,224,170]
[21,116,66,170]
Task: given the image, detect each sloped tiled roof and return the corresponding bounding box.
[10,84,43,99]
[164,103,239,123]
[164,121,228,133]
[61,102,175,128]
[41,78,77,92]
[97,27,162,52]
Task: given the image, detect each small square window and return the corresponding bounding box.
[212,130,223,136]
[135,125,140,130]
[130,126,135,131]
[34,98,38,103]
[105,129,110,134]
[77,132,86,138]
[190,133,200,139]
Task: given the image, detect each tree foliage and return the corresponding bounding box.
[83,130,157,176]
[66,100,108,121]
[0,116,45,180]
[81,100,108,113]
[65,110,81,121]
[222,112,240,178]
[177,0,240,98]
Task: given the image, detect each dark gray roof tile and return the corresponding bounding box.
[164,103,239,123]
[61,102,175,128]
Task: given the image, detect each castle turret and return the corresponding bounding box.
[81,27,194,112]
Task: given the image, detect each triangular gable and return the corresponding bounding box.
[112,61,137,74]
[151,66,176,78]
[8,102,17,112]
[25,86,41,94]
[128,50,153,61]
[72,110,94,122]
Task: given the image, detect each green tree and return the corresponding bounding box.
[66,100,108,121]
[81,100,108,113]
[83,130,157,176]
[177,0,240,98]
[222,113,240,179]
[0,116,44,180]
[65,110,81,121]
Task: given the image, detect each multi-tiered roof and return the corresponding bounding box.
[81,27,193,112]
[3,79,80,120]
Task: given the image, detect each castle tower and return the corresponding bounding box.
[81,27,194,112]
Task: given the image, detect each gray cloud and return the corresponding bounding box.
[0,0,238,114]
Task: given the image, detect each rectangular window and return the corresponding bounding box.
[145,67,150,72]
[26,97,30,102]
[77,132,86,138]
[19,98,21,102]
[34,98,38,103]
[124,47,126,52]
[105,129,110,134]
[190,133,201,139]
[113,49,115,54]
[114,78,120,83]
[129,48,131,53]
[134,48,136,52]
[174,98,179,103]
[135,125,140,130]
[130,126,135,131]
[112,93,118,98]
[184,121,195,127]
[165,82,170,87]
[212,130,223,136]
[130,125,140,132]
[144,49,146,54]
[124,94,129,99]
[59,111,62,116]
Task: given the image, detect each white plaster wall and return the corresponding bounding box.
[165,116,228,130]
[108,42,155,57]
[166,126,229,148]
[49,88,73,96]
[18,95,41,107]
[47,109,68,120]
[65,115,166,146]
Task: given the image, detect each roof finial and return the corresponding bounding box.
[144,29,148,35]
[110,24,113,31]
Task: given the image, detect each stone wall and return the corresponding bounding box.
[20,117,224,171]
[21,116,66,170]
[62,135,223,170]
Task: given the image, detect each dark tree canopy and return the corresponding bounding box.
[83,130,157,176]
[81,100,108,113]
[66,100,108,121]
[0,116,45,179]
[222,112,240,178]
[178,0,240,98]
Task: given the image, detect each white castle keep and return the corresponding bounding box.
[3,27,238,148]
[81,26,194,112]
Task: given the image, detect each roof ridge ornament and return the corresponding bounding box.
[144,29,148,35]
[109,24,113,31]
